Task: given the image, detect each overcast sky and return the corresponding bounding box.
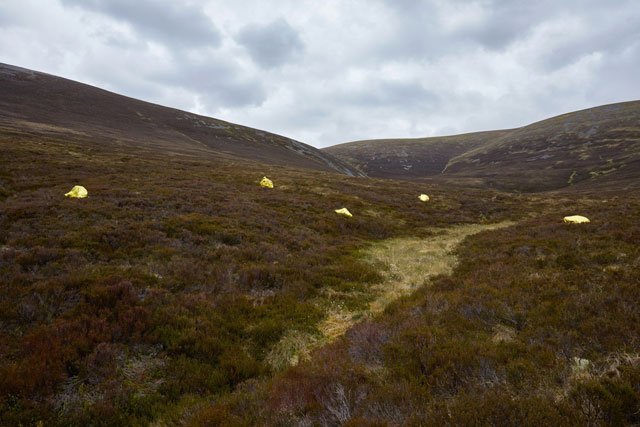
[1,0,639,147]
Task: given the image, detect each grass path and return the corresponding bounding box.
[266,221,515,369]
[155,222,516,424]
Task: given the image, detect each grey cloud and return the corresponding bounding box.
[157,59,267,109]
[465,0,640,53]
[0,3,26,28]
[236,18,304,68]
[460,2,542,50]
[60,0,221,49]
[371,1,443,60]
[374,0,536,58]
[343,80,439,111]
[373,0,623,59]
[537,8,640,71]
[539,44,598,73]
[588,40,640,102]
[286,103,333,129]
[69,39,266,111]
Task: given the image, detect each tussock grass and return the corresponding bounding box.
[366,222,515,315]
[265,330,319,371]
[272,222,515,370]
[218,200,640,426]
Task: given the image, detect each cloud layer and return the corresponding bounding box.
[237,18,304,68]
[1,0,639,147]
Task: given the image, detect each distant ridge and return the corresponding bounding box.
[324,130,514,180]
[0,62,363,176]
[324,100,640,192]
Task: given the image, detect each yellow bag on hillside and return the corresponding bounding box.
[65,185,88,198]
[419,194,429,202]
[335,208,352,218]
[564,215,590,224]
[260,176,274,188]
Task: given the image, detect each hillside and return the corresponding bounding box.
[444,101,640,192]
[324,130,512,180]
[325,101,640,192]
[1,63,639,426]
[0,108,536,425]
[0,63,361,176]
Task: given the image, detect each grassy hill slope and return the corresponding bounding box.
[2,107,639,426]
[324,130,512,180]
[1,63,639,426]
[0,118,534,425]
[444,101,640,192]
[0,63,361,176]
[325,101,640,192]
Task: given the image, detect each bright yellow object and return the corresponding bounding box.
[260,176,274,188]
[65,185,88,198]
[564,215,590,224]
[335,208,353,218]
[419,194,429,202]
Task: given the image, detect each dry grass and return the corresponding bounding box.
[365,221,515,315]
[265,330,320,371]
[270,221,515,370]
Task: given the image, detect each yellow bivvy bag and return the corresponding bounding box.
[260,176,274,188]
[564,215,590,224]
[335,208,353,218]
[419,194,429,202]
[65,185,88,198]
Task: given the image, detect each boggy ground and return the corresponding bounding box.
[198,198,640,426]
[0,128,529,425]
[1,127,638,426]
[265,222,514,373]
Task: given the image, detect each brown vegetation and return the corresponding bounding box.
[1,63,638,426]
[0,121,534,425]
[0,62,360,176]
[325,100,640,192]
[197,197,640,426]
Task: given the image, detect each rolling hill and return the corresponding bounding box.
[0,63,361,176]
[324,130,513,180]
[1,62,639,426]
[325,101,640,192]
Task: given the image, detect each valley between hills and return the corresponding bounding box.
[1,63,639,426]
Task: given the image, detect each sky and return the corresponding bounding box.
[1,0,639,148]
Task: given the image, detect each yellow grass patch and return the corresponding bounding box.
[268,221,515,370]
[364,222,515,316]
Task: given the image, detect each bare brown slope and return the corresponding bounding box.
[325,100,640,192]
[324,130,512,180]
[443,100,640,192]
[0,63,361,176]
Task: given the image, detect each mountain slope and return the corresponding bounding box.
[443,101,640,192]
[325,101,640,191]
[2,65,640,426]
[0,100,537,424]
[324,130,512,180]
[0,63,361,176]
